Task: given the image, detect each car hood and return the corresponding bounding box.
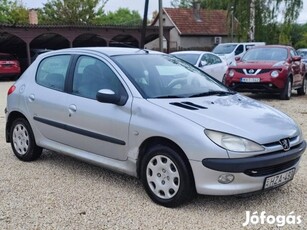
[234,61,284,68]
[148,94,299,144]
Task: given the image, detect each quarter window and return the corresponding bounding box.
[36,55,70,91]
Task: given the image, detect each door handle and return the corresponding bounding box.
[68,104,77,113]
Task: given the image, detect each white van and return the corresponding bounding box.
[212,42,265,65]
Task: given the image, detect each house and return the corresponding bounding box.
[147,7,235,52]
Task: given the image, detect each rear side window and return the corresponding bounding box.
[36,55,70,91]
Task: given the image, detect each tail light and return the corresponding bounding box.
[8,85,16,95]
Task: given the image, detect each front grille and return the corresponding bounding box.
[244,158,300,177]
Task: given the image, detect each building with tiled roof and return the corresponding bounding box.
[147,7,236,51]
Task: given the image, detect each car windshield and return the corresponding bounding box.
[298,50,307,58]
[112,54,231,98]
[171,53,199,65]
[242,47,288,62]
[212,44,237,54]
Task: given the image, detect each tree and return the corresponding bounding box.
[0,0,28,24]
[39,0,108,24]
[97,8,142,25]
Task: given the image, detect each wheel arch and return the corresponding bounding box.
[6,111,28,142]
[136,136,195,185]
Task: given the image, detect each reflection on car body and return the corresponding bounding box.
[5,47,306,207]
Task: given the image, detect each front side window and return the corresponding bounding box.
[72,56,122,100]
[235,45,244,55]
[36,55,70,91]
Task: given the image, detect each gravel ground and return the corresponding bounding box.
[0,80,306,230]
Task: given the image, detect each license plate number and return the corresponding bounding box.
[241,77,260,83]
[264,168,295,189]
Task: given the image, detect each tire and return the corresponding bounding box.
[297,76,306,95]
[280,77,292,100]
[10,118,42,161]
[140,145,195,207]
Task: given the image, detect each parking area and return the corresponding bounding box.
[0,80,306,229]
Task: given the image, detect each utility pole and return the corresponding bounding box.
[141,0,149,48]
[159,0,163,52]
[248,0,255,42]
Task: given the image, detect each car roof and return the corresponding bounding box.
[47,47,162,57]
[252,45,292,49]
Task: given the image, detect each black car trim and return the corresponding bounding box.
[202,141,306,173]
[33,116,126,145]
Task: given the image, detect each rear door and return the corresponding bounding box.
[26,54,71,144]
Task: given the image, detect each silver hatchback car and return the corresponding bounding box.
[5,48,306,207]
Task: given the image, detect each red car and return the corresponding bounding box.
[0,53,21,80]
[225,45,307,100]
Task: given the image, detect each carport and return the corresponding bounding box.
[0,24,172,72]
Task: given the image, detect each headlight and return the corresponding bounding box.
[205,130,264,152]
[228,69,235,77]
[270,70,279,78]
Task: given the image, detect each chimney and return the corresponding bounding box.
[29,9,38,25]
[193,1,202,22]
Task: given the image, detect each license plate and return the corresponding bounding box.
[241,77,260,83]
[264,168,295,189]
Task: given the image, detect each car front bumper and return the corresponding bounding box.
[191,140,306,195]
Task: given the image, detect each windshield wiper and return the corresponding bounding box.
[189,91,236,98]
[154,95,183,99]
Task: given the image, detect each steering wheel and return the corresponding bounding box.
[167,78,187,89]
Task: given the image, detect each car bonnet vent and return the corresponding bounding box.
[170,102,208,110]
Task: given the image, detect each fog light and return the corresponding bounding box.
[218,174,234,184]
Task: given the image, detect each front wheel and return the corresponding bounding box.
[10,118,42,161]
[280,77,292,100]
[140,145,195,207]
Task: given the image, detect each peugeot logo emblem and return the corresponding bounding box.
[279,138,290,151]
[248,69,255,74]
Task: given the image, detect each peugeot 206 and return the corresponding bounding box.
[5,48,306,207]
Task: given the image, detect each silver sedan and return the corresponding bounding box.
[5,47,306,207]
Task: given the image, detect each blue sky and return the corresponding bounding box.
[23,0,307,23]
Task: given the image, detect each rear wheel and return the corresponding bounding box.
[10,118,42,161]
[280,77,292,100]
[140,145,195,207]
[297,76,306,95]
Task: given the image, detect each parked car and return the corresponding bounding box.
[0,52,21,80]
[171,51,228,82]
[212,42,265,65]
[297,48,307,64]
[225,45,307,100]
[5,47,306,207]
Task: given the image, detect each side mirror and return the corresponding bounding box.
[235,56,241,61]
[96,89,128,106]
[199,60,208,67]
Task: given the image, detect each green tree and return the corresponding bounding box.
[39,0,108,24]
[0,0,28,24]
[97,8,142,25]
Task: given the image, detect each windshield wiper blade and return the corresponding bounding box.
[154,95,183,99]
[189,91,236,98]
